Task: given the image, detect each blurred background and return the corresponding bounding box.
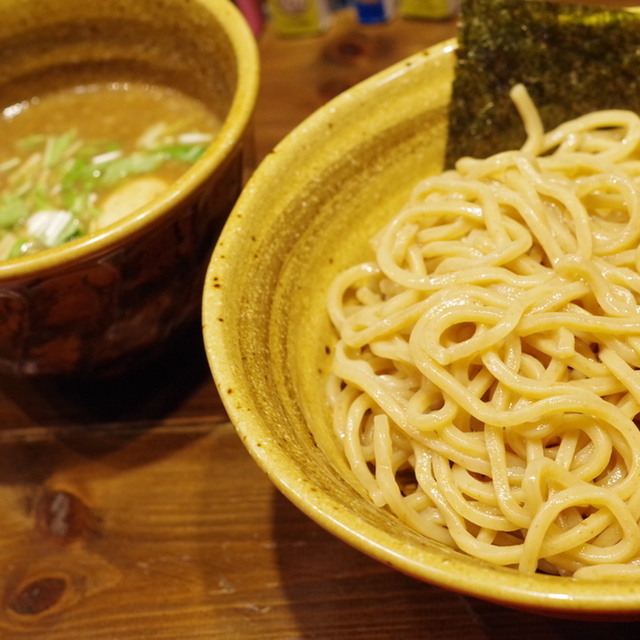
[249,0,640,163]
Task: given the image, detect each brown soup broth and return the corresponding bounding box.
[0,82,221,260]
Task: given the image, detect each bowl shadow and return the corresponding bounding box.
[0,319,214,427]
[0,318,224,485]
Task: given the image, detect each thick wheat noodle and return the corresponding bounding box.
[326,84,640,577]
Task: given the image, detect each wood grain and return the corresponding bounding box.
[254,9,457,160]
[2,416,640,640]
[1,6,640,639]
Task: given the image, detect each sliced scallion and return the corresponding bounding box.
[43,130,78,168]
[98,152,166,187]
[152,144,208,163]
[0,123,213,258]
[15,134,45,152]
[0,195,28,228]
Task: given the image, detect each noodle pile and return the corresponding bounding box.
[326,85,640,577]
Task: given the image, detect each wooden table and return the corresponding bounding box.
[2,6,640,639]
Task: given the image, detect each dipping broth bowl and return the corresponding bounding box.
[202,40,640,621]
[0,0,258,376]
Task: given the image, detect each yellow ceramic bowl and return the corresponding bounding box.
[203,40,640,620]
[0,0,258,376]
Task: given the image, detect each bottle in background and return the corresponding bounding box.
[400,0,459,19]
[235,0,265,35]
[267,0,332,36]
[354,0,396,24]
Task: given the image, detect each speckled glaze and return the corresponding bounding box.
[203,40,640,621]
[0,0,258,376]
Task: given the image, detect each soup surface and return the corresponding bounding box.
[0,82,221,260]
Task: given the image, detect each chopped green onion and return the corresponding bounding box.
[15,134,45,152]
[32,183,54,212]
[25,209,74,247]
[151,144,208,163]
[177,132,213,145]
[61,158,100,200]
[0,123,214,258]
[73,139,120,160]
[0,195,28,228]
[43,130,78,167]
[8,238,27,259]
[91,150,123,165]
[8,237,42,259]
[58,216,84,244]
[98,152,166,187]
[65,191,101,218]
[0,157,20,173]
[137,122,167,149]
[7,152,42,189]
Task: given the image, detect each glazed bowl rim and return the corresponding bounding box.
[0,0,259,280]
[203,38,640,618]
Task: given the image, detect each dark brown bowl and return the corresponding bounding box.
[0,0,258,376]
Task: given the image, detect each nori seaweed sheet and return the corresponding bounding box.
[445,0,640,168]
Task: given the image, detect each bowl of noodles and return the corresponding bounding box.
[203,39,640,619]
[0,0,258,376]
